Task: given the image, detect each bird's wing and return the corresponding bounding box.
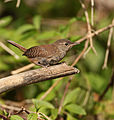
[23,45,59,58]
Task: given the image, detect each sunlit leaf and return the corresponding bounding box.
[27,113,37,120]
[16,24,35,34]
[10,115,24,120]
[51,109,58,120]
[67,113,78,120]
[0,16,12,27]
[33,99,54,111]
[63,88,80,106]
[64,104,86,115]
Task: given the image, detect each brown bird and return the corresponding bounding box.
[8,39,79,67]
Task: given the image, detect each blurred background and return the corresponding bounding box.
[0,0,114,120]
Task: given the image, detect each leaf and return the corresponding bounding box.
[63,88,80,106]
[27,113,37,120]
[67,113,78,120]
[10,115,24,120]
[0,16,12,27]
[16,24,35,34]
[51,109,58,120]
[33,99,55,111]
[64,104,86,115]
[33,15,41,30]
[37,90,56,101]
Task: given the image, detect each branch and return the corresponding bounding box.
[91,0,94,26]
[98,70,114,101]
[16,0,21,8]
[102,19,114,69]
[75,23,114,43]
[0,42,19,59]
[11,63,35,74]
[79,0,97,55]
[0,63,79,94]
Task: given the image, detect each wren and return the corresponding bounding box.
[8,39,79,67]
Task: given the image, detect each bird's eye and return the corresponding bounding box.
[65,43,69,46]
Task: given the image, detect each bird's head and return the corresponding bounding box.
[54,39,79,52]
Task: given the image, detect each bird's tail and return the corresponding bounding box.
[8,40,27,52]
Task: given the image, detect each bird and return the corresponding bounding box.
[8,39,79,67]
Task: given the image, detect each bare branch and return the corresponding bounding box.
[75,23,114,43]
[79,0,97,55]
[0,42,19,59]
[72,40,89,66]
[40,77,62,100]
[11,63,35,74]
[58,76,73,114]
[91,0,94,26]
[4,0,12,2]
[0,63,79,94]
[102,19,114,69]
[16,0,21,8]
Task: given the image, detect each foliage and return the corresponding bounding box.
[0,0,114,120]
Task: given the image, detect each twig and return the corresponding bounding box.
[0,42,19,59]
[58,76,73,114]
[91,0,94,26]
[82,76,91,106]
[0,104,51,120]
[0,114,9,120]
[39,112,51,120]
[16,0,21,8]
[102,19,114,69]
[40,78,62,100]
[4,0,12,2]
[11,63,35,74]
[83,46,91,57]
[0,104,21,111]
[75,22,114,43]
[0,63,79,94]
[72,40,89,66]
[98,70,114,101]
[79,0,97,55]
[15,107,30,115]
[112,75,114,102]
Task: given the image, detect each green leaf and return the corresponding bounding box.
[63,88,80,106]
[0,16,12,27]
[33,99,55,111]
[37,90,55,101]
[10,115,24,120]
[67,113,78,120]
[27,113,37,120]
[64,104,86,115]
[51,109,58,120]
[16,24,35,34]
[33,15,41,30]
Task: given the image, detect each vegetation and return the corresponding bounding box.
[0,0,114,120]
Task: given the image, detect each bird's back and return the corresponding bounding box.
[23,44,59,58]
